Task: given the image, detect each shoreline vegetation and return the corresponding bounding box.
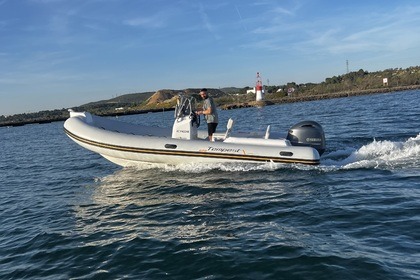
[1,66,419,127]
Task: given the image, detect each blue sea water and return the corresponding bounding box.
[0,90,419,279]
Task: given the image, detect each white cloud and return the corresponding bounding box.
[245,2,420,58]
[123,16,166,29]
[272,6,295,16]
[198,3,221,40]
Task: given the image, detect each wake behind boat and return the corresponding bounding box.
[64,95,326,166]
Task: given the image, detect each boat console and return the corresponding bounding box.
[172,95,200,140]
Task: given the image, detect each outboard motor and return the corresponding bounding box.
[286,121,326,155]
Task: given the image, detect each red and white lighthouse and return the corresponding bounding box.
[255,72,264,101]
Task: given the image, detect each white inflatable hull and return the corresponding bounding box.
[64,112,320,166]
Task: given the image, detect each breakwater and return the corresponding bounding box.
[2,85,419,126]
[0,108,175,128]
[221,85,420,110]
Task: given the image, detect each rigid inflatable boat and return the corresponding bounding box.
[64,95,326,166]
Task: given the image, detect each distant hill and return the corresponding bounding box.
[80,88,230,109]
[219,87,245,94]
[81,92,155,107]
[140,88,229,110]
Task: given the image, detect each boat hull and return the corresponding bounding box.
[64,112,320,166]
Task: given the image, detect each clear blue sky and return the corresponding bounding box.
[1,0,420,115]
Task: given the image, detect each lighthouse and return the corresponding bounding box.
[255,72,264,101]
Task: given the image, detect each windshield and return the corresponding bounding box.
[174,95,196,119]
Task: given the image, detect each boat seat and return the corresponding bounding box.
[212,118,234,141]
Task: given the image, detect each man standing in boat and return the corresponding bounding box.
[196,88,218,141]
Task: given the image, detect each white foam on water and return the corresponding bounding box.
[101,160,305,174]
[323,133,420,170]
[157,161,291,173]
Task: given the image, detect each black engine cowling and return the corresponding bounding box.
[286,121,326,155]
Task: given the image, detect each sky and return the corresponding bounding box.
[1,0,420,115]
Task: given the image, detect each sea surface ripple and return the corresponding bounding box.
[1,90,419,279]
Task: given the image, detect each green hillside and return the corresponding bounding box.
[82,92,155,107]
